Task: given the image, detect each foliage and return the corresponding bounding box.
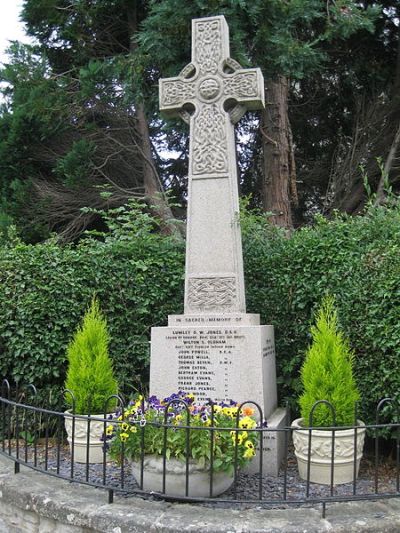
[139,0,378,79]
[1,0,396,239]
[298,296,360,427]
[65,297,118,414]
[0,201,184,402]
[19,430,36,446]
[106,391,259,474]
[243,201,400,425]
[0,201,399,425]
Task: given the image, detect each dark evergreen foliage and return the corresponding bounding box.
[0,1,397,239]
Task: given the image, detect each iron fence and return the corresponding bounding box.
[0,379,399,518]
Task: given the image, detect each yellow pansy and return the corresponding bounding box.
[121,422,129,431]
[106,425,114,436]
[237,432,248,445]
[130,425,137,433]
[243,448,256,459]
[239,416,256,430]
[174,414,183,425]
[230,431,248,445]
[120,432,129,442]
[245,440,255,450]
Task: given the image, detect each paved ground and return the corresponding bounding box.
[1,455,400,532]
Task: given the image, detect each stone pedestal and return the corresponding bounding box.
[150,313,286,475]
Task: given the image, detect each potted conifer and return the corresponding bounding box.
[64,297,118,463]
[291,296,366,484]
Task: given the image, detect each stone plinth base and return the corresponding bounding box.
[150,316,277,411]
[245,407,288,476]
[150,314,286,476]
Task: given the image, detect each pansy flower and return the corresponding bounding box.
[120,432,129,442]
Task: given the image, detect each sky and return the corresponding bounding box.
[0,1,31,66]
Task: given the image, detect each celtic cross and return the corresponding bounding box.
[159,16,264,314]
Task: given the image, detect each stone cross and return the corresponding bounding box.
[159,15,264,315]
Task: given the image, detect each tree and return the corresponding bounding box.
[137,0,378,228]
[0,0,178,241]
[274,1,400,218]
[0,0,393,240]
[322,2,400,212]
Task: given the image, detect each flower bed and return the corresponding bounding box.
[104,391,260,475]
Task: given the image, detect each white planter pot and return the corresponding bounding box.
[64,410,108,464]
[291,417,366,485]
[131,455,234,498]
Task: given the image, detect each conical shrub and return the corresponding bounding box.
[299,295,360,427]
[65,297,118,414]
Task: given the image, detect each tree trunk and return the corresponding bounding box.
[374,20,400,206]
[127,2,181,237]
[261,75,297,229]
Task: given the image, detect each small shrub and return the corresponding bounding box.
[65,297,118,414]
[299,295,360,427]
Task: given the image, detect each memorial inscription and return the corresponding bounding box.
[165,328,248,401]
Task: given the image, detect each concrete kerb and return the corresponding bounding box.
[0,455,400,532]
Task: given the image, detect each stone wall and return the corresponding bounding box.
[1,455,400,532]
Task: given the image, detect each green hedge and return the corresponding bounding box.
[0,208,185,396]
[0,204,399,423]
[243,206,400,422]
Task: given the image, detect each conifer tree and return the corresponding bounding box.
[65,297,118,414]
[299,296,360,427]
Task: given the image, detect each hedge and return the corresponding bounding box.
[243,206,400,422]
[0,207,185,398]
[0,204,399,423]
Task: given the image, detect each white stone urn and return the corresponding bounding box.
[131,455,234,497]
[64,411,108,463]
[291,418,366,485]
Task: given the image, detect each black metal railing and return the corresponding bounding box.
[0,379,399,517]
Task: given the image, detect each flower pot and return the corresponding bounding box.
[64,410,108,463]
[131,455,234,497]
[291,418,366,485]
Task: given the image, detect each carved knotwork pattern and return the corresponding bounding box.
[188,277,236,311]
[223,72,259,99]
[192,104,228,174]
[195,20,222,75]
[162,80,195,107]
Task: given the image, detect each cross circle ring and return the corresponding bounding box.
[198,77,221,102]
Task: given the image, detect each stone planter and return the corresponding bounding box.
[291,418,366,485]
[131,455,234,497]
[64,410,108,464]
